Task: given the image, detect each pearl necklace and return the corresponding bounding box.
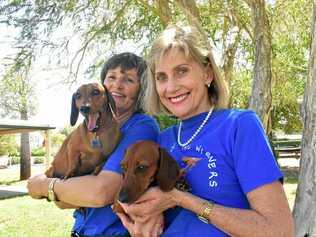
[177,107,214,148]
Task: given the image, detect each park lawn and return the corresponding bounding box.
[0,196,73,237]
[0,183,297,237]
[0,164,73,236]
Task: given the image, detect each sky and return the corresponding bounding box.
[0,36,83,128]
[0,24,139,130]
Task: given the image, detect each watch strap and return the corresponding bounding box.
[197,201,214,223]
[47,178,59,202]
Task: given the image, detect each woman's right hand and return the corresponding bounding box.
[118,186,177,223]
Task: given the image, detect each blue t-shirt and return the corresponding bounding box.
[72,113,159,236]
[160,109,282,237]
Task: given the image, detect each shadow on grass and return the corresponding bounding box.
[0,190,27,200]
[0,179,21,185]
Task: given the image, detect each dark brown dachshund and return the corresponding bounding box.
[113,140,180,213]
[45,82,121,179]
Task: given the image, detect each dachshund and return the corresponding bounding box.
[112,140,180,213]
[45,82,121,179]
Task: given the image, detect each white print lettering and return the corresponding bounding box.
[195,146,218,188]
[208,156,218,187]
[196,145,204,154]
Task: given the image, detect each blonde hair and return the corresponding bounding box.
[144,24,229,115]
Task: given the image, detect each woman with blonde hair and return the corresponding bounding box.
[117,25,294,237]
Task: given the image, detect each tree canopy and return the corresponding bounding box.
[0,0,311,133]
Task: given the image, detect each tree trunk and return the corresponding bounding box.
[248,0,272,132]
[293,2,316,235]
[154,0,172,27]
[223,33,240,84]
[20,111,31,180]
[175,0,209,47]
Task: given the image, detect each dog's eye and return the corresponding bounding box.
[74,92,81,99]
[91,89,100,96]
[136,165,148,173]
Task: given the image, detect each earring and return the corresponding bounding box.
[206,83,211,88]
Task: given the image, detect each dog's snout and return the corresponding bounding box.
[118,190,130,203]
[80,105,90,114]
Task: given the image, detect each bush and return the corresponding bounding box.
[33,156,44,164]
[0,135,18,156]
[8,151,20,157]
[31,147,45,156]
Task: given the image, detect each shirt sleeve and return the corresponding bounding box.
[232,111,283,194]
[103,119,159,174]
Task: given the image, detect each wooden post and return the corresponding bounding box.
[44,130,51,169]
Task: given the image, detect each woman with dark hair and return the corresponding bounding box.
[28,52,160,237]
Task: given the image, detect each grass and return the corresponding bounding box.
[281,165,299,210]
[0,164,73,236]
[0,160,299,236]
[0,196,73,237]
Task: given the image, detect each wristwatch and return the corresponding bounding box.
[197,201,214,223]
[47,178,59,202]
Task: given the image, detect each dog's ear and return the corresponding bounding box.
[103,85,117,117]
[70,93,79,126]
[156,147,180,192]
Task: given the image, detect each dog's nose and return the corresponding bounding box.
[118,190,129,203]
[80,105,90,114]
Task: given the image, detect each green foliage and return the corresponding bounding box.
[155,114,178,130]
[0,135,18,156]
[268,0,310,133]
[33,156,44,164]
[31,147,45,156]
[0,61,38,119]
[51,132,66,146]
[230,70,252,109]
[58,126,73,137]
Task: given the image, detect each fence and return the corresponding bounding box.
[272,137,301,159]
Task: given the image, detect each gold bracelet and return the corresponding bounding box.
[47,178,59,202]
[197,201,214,223]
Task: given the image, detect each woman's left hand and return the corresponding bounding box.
[117,212,164,237]
[119,187,177,223]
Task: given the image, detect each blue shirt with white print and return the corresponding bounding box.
[160,109,283,237]
[72,112,159,236]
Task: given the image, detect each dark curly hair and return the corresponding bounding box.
[100,52,147,112]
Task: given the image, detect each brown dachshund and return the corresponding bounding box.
[113,140,180,213]
[45,82,121,179]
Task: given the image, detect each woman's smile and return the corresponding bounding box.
[169,93,189,104]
